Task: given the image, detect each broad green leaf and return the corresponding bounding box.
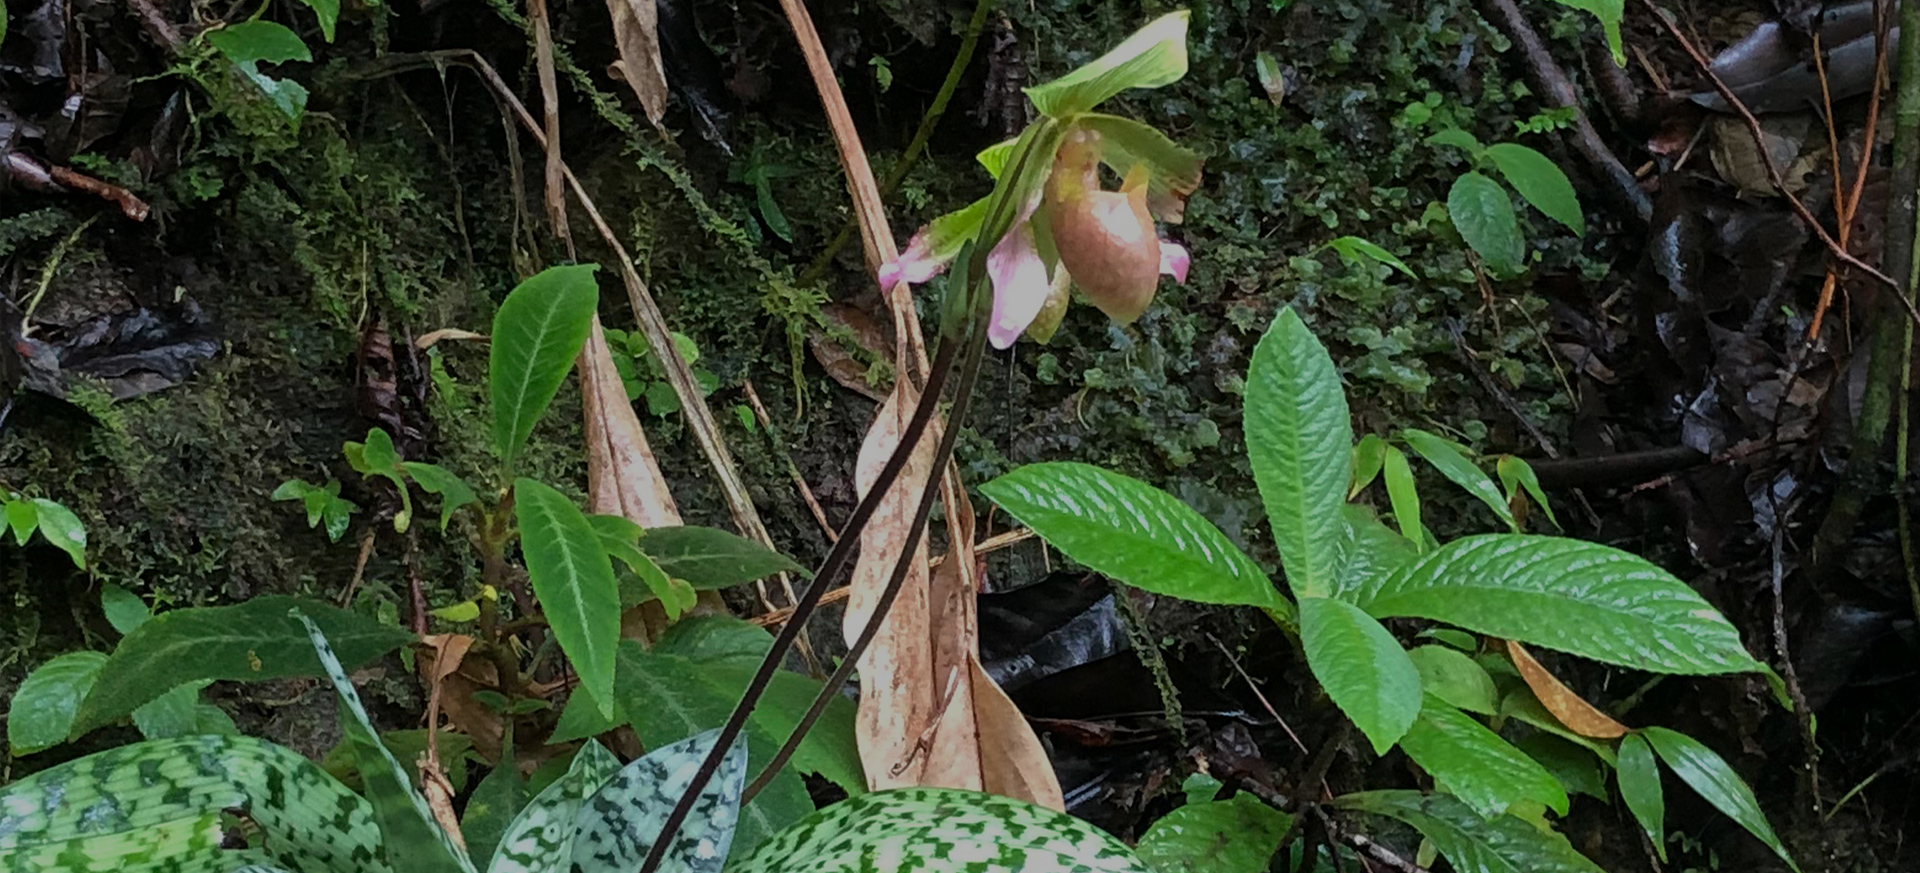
[1402,429,1516,531]
[7,651,107,754]
[405,462,478,531]
[729,788,1155,873]
[1334,790,1604,873]
[1332,505,1419,603]
[1076,113,1204,221]
[1641,727,1797,871]
[299,612,476,873]
[1024,11,1190,118]
[1616,733,1666,860]
[1447,172,1523,272]
[981,462,1283,611]
[486,741,621,873]
[515,478,620,720]
[1135,794,1292,873]
[132,681,214,740]
[362,426,402,472]
[1245,308,1353,598]
[1399,696,1568,817]
[640,525,809,589]
[101,584,151,635]
[0,735,389,873]
[1359,535,1765,675]
[1497,455,1559,528]
[1323,236,1416,279]
[72,595,413,737]
[1407,646,1498,714]
[1426,128,1485,156]
[1299,597,1420,754]
[490,265,600,471]
[1382,445,1424,550]
[1515,733,1609,799]
[5,498,36,544]
[549,689,627,745]
[1351,434,1388,496]
[1485,144,1584,235]
[1181,773,1224,806]
[592,516,687,615]
[205,20,311,65]
[569,729,749,873]
[294,0,340,41]
[31,497,86,569]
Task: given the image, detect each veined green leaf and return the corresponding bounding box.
[589,514,688,614]
[1359,535,1765,675]
[1399,696,1568,817]
[570,729,749,873]
[1331,505,1418,603]
[1351,434,1388,497]
[1516,733,1609,800]
[1498,690,1616,765]
[1484,144,1584,236]
[729,788,1155,873]
[1334,790,1604,873]
[516,478,620,720]
[72,595,412,737]
[1407,646,1498,715]
[1245,308,1353,598]
[491,265,599,471]
[1299,596,1420,754]
[486,741,621,873]
[131,680,216,740]
[1402,429,1516,531]
[1641,727,1797,871]
[1135,794,1291,873]
[641,525,809,589]
[7,651,108,754]
[1447,172,1523,272]
[1382,445,1425,550]
[30,497,86,569]
[404,462,478,532]
[982,462,1284,612]
[1024,11,1190,118]
[1616,733,1666,861]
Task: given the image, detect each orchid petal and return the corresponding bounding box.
[986,224,1053,349]
[1159,241,1190,284]
[879,233,946,290]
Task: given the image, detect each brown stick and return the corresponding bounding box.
[526,0,574,258]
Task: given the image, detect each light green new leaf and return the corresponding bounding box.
[1351,434,1388,496]
[1245,308,1353,598]
[1616,733,1666,861]
[1399,696,1568,817]
[1642,727,1797,871]
[72,595,413,737]
[5,498,36,544]
[486,741,620,873]
[569,729,749,873]
[1334,790,1604,873]
[101,584,151,635]
[1485,144,1584,235]
[1406,646,1498,715]
[641,525,809,589]
[7,651,107,755]
[1382,445,1425,550]
[1323,236,1416,279]
[31,497,86,569]
[491,264,600,470]
[982,462,1283,611]
[1299,597,1420,754]
[1497,455,1559,528]
[1402,429,1516,531]
[1135,794,1292,873]
[1359,535,1765,675]
[1024,11,1189,118]
[1447,172,1523,272]
[730,788,1155,873]
[515,478,620,720]
[404,462,478,532]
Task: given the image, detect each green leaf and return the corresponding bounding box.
[205,20,311,65]
[70,595,412,737]
[430,600,481,622]
[1359,535,1766,675]
[7,651,108,755]
[132,681,214,740]
[981,462,1284,611]
[1135,795,1292,873]
[549,690,627,745]
[1616,733,1666,861]
[1298,596,1420,754]
[1407,645,1498,714]
[490,265,599,471]
[1075,113,1204,220]
[1382,445,1424,550]
[1426,128,1485,157]
[404,462,478,531]
[1498,690,1616,765]
[1323,236,1416,279]
[1351,434,1388,496]
[640,525,809,590]
[1548,0,1625,65]
[1334,790,1605,873]
[728,788,1156,873]
[1641,727,1797,871]
[976,140,1018,178]
[1484,144,1584,235]
[1447,172,1524,272]
[1024,11,1190,118]
[236,66,310,127]
[31,497,86,569]
[568,729,750,873]
[1402,429,1516,531]
[1,3,8,46]
[1515,733,1609,800]
[322,494,357,542]
[1399,696,1568,817]
[100,584,151,635]
[5,498,36,545]
[1497,455,1558,528]
[488,741,621,873]
[1245,308,1353,598]
[294,0,340,41]
[515,478,620,720]
[1332,505,1418,603]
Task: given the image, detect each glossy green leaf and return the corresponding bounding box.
[1135,794,1292,873]
[640,525,809,589]
[1497,456,1559,528]
[1024,11,1189,118]
[1407,646,1498,714]
[730,788,1155,873]
[131,681,215,740]
[1324,236,1416,279]
[1616,733,1666,860]
[1399,697,1568,817]
[491,265,599,471]
[1485,144,1584,235]
[71,595,413,737]
[31,497,86,569]
[1427,128,1485,156]
[405,462,478,532]
[206,20,311,65]
[101,584,151,635]
[7,651,107,754]
[1359,535,1766,675]
[5,498,36,545]
[1334,790,1604,873]
[982,462,1283,611]
[515,478,620,720]
[1382,445,1424,550]
[1403,429,1515,530]
[1245,308,1353,598]
[1299,596,1420,754]
[1641,727,1797,871]
[1448,172,1523,272]
[487,741,621,873]
[1351,434,1388,496]
[570,729,749,873]
[1332,505,1418,603]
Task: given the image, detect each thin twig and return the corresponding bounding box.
[1771,522,1822,820]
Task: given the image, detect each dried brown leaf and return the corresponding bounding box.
[971,657,1065,809]
[606,0,669,127]
[1506,640,1629,739]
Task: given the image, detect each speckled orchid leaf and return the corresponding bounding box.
[728,787,1155,873]
[227,865,299,873]
[0,734,389,873]
[298,611,478,873]
[486,741,621,873]
[569,728,747,873]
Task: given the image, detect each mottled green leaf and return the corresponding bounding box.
[640,526,809,590]
[1616,733,1666,860]
[570,729,748,873]
[1641,727,1796,871]
[1135,794,1291,873]
[1402,429,1515,531]
[1245,308,1353,598]
[1024,11,1189,118]
[1407,646,1498,715]
[7,651,107,754]
[516,478,620,720]
[1485,143,1584,235]
[463,758,525,870]
[1448,172,1523,272]
[487,741,621,873]
[1399,696,1568,817]
[491,265,599,471]
[1299,597,1420,754]
[1334,790,1604,873]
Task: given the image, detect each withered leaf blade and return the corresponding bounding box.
[607,0,670,127]
[1506,640,1628,739]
